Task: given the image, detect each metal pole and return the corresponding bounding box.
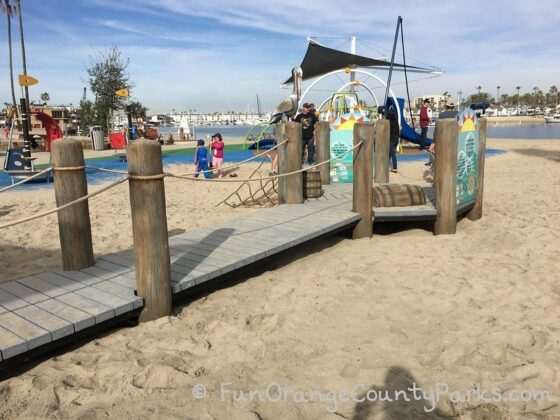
[383,16,402,108]
[127,104,133,140]
[19,98,32,170]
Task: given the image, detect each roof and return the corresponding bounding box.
[283,40,437,84]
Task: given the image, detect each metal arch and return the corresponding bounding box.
[334,81,380,108]
[299,68,402,125]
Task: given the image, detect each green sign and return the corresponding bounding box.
[456,109,479,205]
[329,112,369,183]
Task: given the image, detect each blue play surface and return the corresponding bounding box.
[0,148,506,191]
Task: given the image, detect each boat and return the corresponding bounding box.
[545,114,560,123]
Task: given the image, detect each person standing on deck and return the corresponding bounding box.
[387,106,400,173]
[429,101,459,154]
[419,98,431,150]
[293,103,319,165]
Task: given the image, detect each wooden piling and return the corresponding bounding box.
[127,138,172,322]
[314,121,331,185]
[278,121,303,204]
[51,139,95,271]
[352,122,375,239]
[467,117,487,221]
[374,119,390,184]
[434,119,459,235]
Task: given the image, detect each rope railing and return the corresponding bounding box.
[165,140,364,183]
[83,139,289,177]
[0,176,129,230]
[0,166,53,193]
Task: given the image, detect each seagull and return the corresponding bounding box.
[270,67,302,124]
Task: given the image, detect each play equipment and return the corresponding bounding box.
[3,98,53,184]
[386,96,433,147]
[32,111,63,152]
[109,132,127,161]
[244,122,277,151]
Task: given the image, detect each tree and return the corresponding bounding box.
[86,45,134,131]
[77,99,97,134]
[2,0,18,126]
[128,100,148,120]
[40,92,50,104]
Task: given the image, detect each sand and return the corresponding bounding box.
[0,139,559,419]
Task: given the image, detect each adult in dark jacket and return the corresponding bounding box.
[387,106,400,173]
[293,103,319,164]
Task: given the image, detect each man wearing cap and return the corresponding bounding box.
[419,98,431,150]
[294,103,319,165]
[429,100,459,154]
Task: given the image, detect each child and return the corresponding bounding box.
[210,133,225,178]
[194,139,211,179]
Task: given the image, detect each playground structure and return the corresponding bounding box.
[0,114,487,367]
[1,20,489,371]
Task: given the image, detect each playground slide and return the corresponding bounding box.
[386,97,432,147]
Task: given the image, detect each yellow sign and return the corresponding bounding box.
[115,89,129,97]
[18,74,38,86]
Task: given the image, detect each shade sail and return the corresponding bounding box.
[283,40,434,84]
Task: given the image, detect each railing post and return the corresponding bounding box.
[314,121,331,185]
[434,119,459,235]
[467,118,487,221]
[374,119,390,184]
[278,121,303,204]
[51,139,95,270]
[127,138,172,322]
[352,122,375,239]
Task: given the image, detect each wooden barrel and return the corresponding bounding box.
[372,184,427,207]
[303,169,322,198]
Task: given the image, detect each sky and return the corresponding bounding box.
[0,0,558,114]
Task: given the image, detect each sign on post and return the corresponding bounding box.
[456,109,479,205]
[18,74,38,86]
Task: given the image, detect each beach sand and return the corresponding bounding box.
[0,139,559,419]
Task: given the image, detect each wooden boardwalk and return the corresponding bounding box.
[0,184,360,364]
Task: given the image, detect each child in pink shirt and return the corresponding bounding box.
[210,133,225,178]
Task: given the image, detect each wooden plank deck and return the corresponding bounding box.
[0,185,359,363]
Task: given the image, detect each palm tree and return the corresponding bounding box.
[457,90,463,109]
[516,86,521,110]
[2,0,18,127]
[40,92,50,105]
[14,0,30,126]
[476,85,482,102]
[496,86,500,105]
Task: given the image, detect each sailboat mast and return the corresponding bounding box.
[256,94,261,116]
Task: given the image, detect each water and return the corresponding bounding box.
[1,122,553,190]
[160,123,560,141]
[425,123,560,140]
[158,125,255,139]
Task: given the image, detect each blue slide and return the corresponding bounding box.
[386,97,432,147]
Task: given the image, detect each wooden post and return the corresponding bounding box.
[127,138,172,322]
[352,122,375,239]
[314,121,331,185]
[51,139,95,270]
[278,121,303,204]
[467,118,487,221]
[277,122,286,203]
[434,119,459,235]
[374,119,390,184]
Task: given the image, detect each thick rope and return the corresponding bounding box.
[166,140,364,183]
[129,174,166,180]
[83,139,288,177]
[53,165,85,171]
[0,166,53,193]
[0,177,129,230]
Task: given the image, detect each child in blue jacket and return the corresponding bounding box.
[194,139,211,179]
